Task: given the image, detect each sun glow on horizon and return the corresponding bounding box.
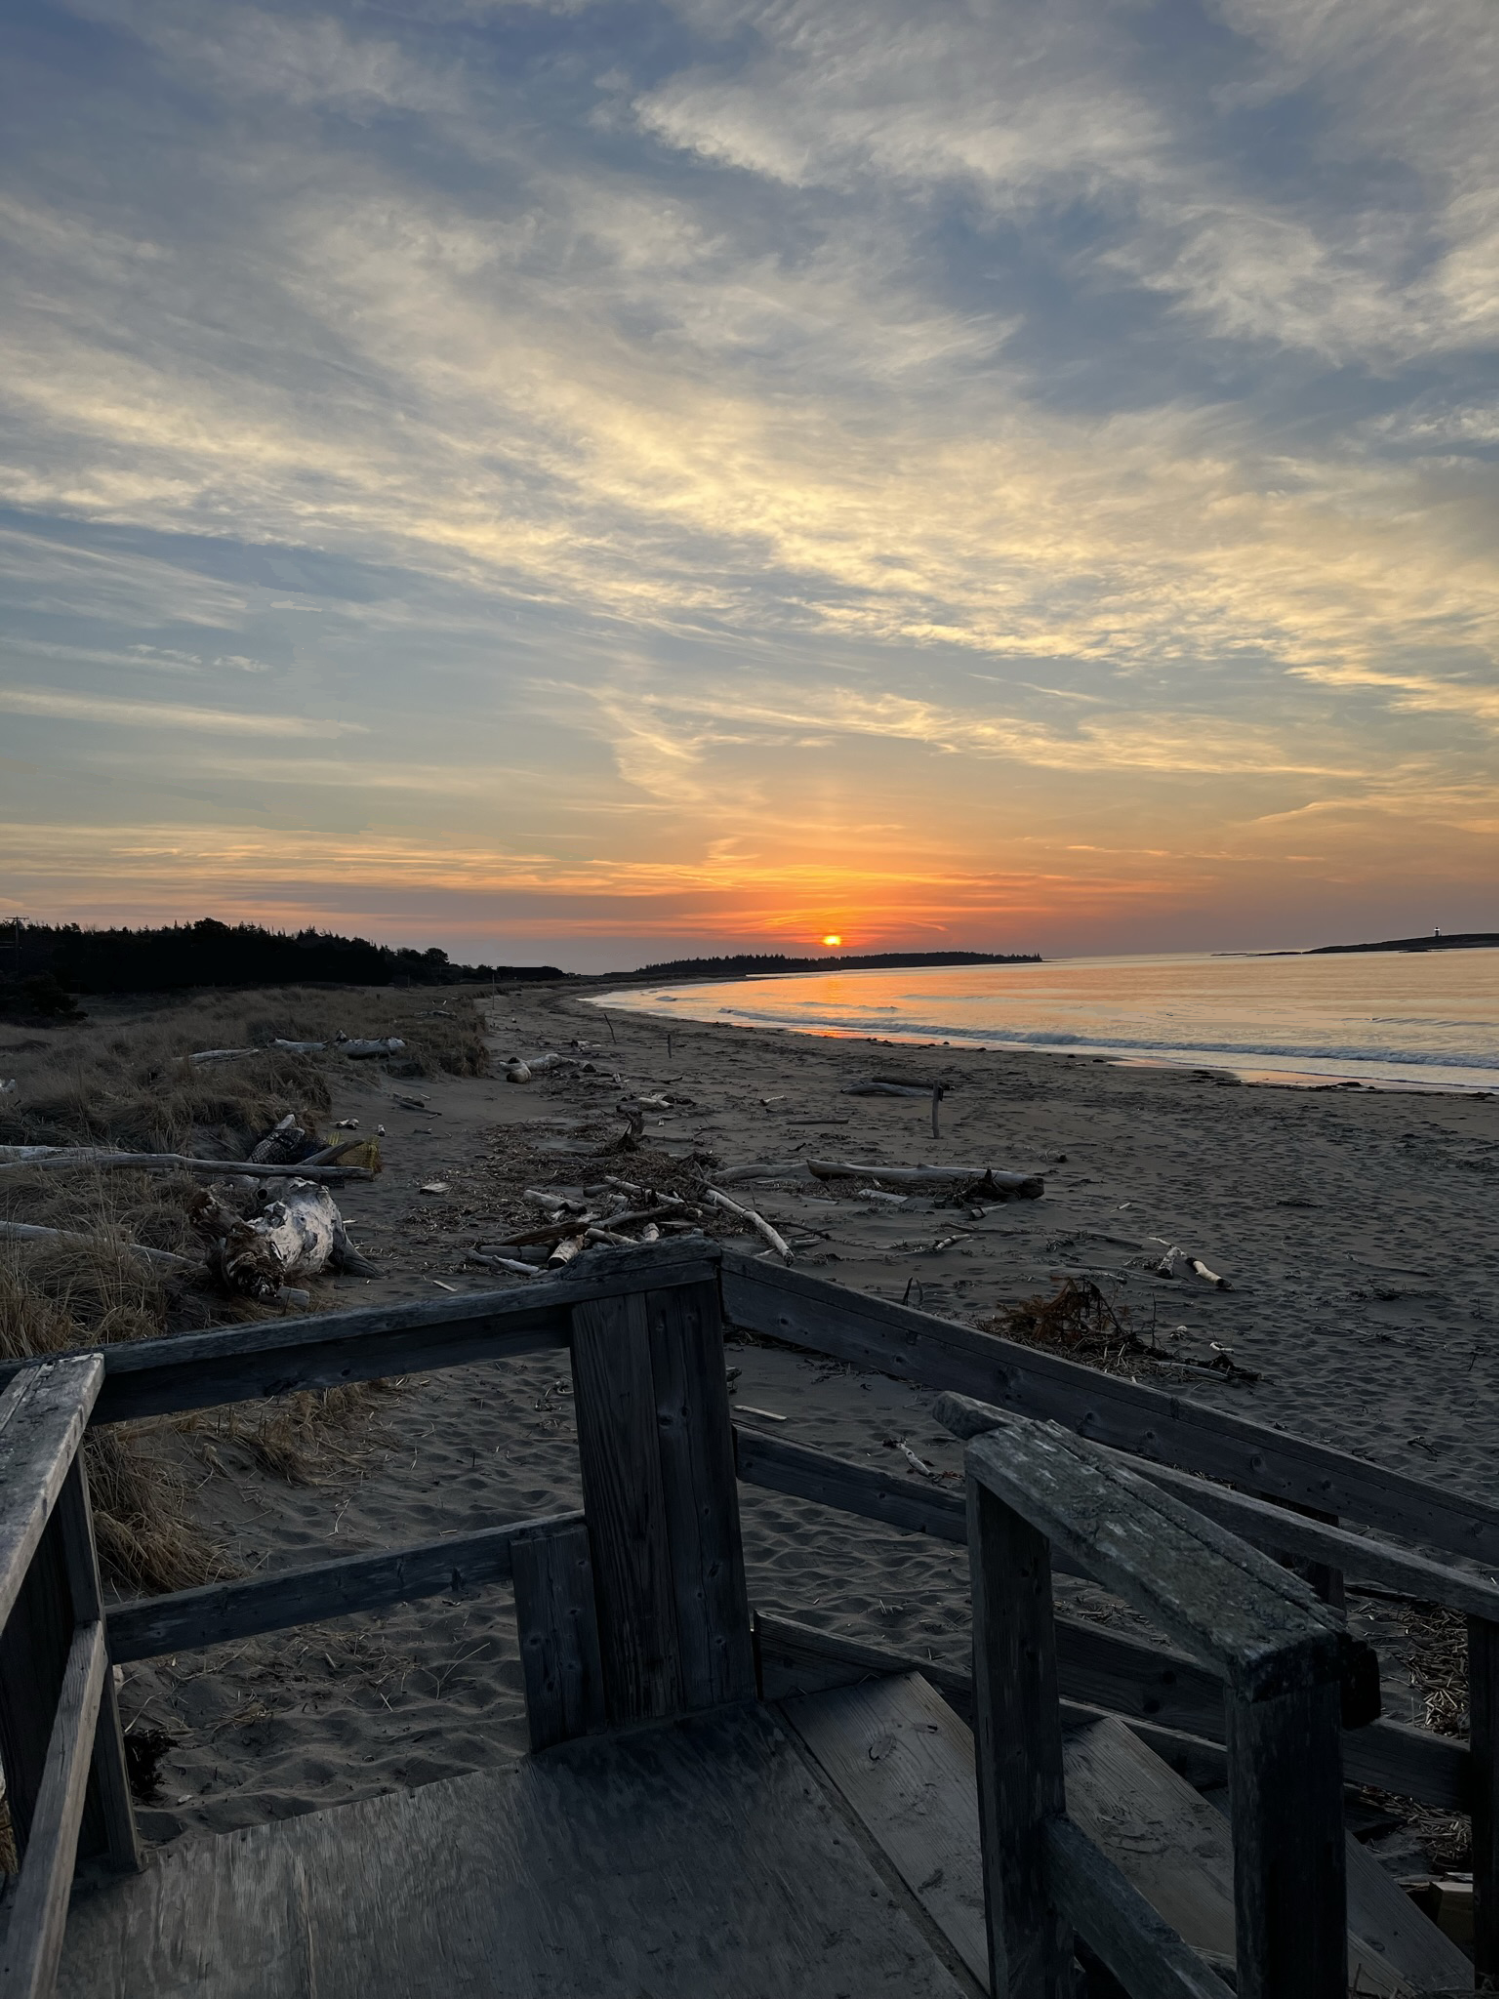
[821,933,843,947]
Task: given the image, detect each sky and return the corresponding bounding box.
[0,0,1494,972]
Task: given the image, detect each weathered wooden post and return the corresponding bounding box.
[566,1272,754,1731]
[1224,1674,1347,1999]
[967,1473,1073,1998]
[511,1518,605,1752]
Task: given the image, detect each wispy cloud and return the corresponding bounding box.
[0,0,1491,960]
[0,688,365,736]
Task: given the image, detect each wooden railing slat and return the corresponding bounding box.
[0,1244,718,1424]
[0,1619,106,1999]
[722,1252,1496,1564]
[105,1511,582,1662]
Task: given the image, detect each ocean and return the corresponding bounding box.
[594,949,1498,1091]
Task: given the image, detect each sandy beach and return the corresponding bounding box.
[71,983,1494,1848]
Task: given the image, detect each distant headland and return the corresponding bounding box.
[1252,932,1497,958]
[616,949,1042,981]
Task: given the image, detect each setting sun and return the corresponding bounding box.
[821,934,842,947]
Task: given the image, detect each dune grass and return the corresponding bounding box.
[0,984,488,1595]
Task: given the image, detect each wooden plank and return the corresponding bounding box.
[53,1702,972,1999]
[1043,1815,1234,1999]
[0,1242,717,1424]
[956,1410,1351,1706]
[750,1608,1470,1809]
[968,1476,1072,1997]
[1471,1612,1498,1980]
[735,1424,970,1546]
[1063,1715,1238,1969]
[1071,1716,1469,1996]
[770,1636,1464,1999]
[510,1518,605,1753]
[720,1253,1496,1564]
[106,1512,580,1663]
[0,1619,107,1999]
[0,1355,103,1629]
[54,1459,139,1873]
[646,1280,755,1710]
[569,1292,682,1724]
[1225,1677,1347,1999]
[778,1671,989,1989]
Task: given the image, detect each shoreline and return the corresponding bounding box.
[582,992,1497,1098]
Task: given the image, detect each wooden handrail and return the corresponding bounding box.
[0,1357,104,1628]
[722,1250,1497,1564]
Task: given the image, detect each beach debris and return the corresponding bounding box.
[188,1046,257,1065]
[419,1180,450,1196]
[0,1078,16,1095]
[505,1061,532,1084]
[390,1093,431,1111]
[464,1249,541,1279]
[249,1112,309,1165]
[547,1235,585,1268]
[897,1439,939,1479]
[857,1187,907,1206]
[0,1145,374,1182]
[431,1278,458,1293]
[189,1179,375,1300]
[704,1185,793,1263]
[736,1406,787,1424]
[272,1038,326,1053]
[994,1277,1133,1354]
[807,1159,1044,1199]
[336,1036,406,1060]
[333,1118,360,1130]
[0,1220,199,1270]
[611,1099,648,1151]
[1149,1242,1231,1289]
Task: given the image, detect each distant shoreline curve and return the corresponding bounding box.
[1240,933,1498,958]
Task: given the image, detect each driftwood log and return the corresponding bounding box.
[337,1038,406,1060]
[806,1160,1043,1198]
[704,1187,793,1263]
[0,1222,198,1270]
[190,1182,376,1300]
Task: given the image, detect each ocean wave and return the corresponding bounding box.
[709,1006,1496,1072]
